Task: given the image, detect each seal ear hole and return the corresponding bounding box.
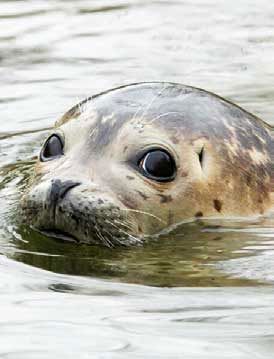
[198,146,204,169]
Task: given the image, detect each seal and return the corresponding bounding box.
[21,82,274,246]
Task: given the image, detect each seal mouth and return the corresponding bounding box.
[34,227,80,243]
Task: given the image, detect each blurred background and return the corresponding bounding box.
[1,0,274,136]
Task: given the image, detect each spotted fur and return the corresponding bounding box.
[21,82,274,246]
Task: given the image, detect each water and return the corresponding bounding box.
[0,0,274,357]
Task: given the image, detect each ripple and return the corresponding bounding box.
[0,0,274,357]
[78,4,131,15]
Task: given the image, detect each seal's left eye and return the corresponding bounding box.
[40,134,64,162]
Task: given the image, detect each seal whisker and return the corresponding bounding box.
[94,223,113,248]
[147,111,181,125]
[101,227,124,246]
[120,208,167,224]
[101,221,141,246]
[89,128,96,138]
[106,221,142,245]
[132,84,169,123]
[105,219,133,232]
[113,217,136,229]
[139,84,168,122]
[105,219,135,238]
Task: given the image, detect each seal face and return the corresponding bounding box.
[21,82,274,246]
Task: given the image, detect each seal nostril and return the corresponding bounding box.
[47,179,81,223]
[49,179,81,205]
[59,180,81,199]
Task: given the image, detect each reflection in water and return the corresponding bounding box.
[5,160,273,287]
[3,154,272,288]
[10,217,273,287]
[0,0,274,357]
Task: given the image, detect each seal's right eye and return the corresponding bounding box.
[138,149,176,182]
[40,134,64,162]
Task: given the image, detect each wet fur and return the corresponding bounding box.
[22,82,274,246]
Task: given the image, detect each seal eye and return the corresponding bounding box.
[40,134,64,162]
[139,150,176,182]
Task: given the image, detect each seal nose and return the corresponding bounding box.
[49,179,81,206]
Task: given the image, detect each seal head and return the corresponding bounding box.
[21,82,274,246]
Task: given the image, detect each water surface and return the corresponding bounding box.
[1,0,274,357]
